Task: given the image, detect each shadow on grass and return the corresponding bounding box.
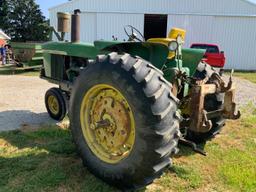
[176,141,207,157]
[0,127,118,192]
[0,128,206,192]
[0,120,210,192]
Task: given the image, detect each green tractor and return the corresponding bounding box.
[41,10,240,190]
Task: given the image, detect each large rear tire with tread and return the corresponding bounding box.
[69,52,180,190]
[187,63,226,143]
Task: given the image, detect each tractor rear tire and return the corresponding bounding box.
[45,88,67,121]
[69,53,180,190]
[187,63,226,143]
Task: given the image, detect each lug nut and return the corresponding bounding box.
[90,124,95,130]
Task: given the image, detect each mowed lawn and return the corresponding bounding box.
[0,105,255,192]
[233,71,256,84]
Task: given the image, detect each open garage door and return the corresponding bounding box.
[144,14,168,40]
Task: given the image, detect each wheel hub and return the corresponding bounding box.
[80,84,135,164]
[48,95,59,115]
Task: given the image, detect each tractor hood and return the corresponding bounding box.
[42,41,99,59]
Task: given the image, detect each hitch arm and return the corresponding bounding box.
[179,138,207,156]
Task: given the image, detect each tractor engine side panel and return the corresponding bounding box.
[43,53,65,81]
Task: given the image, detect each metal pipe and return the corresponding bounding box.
[71,9,81,42]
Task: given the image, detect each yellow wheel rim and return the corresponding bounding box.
[48,95,59,115]
[80,84,136,164]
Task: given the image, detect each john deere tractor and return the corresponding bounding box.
[41,10,240,190]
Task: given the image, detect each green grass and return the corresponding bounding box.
[0,125,116,192]
[233,72,256,84]
[0,109,256,192]
[0,65,40,76]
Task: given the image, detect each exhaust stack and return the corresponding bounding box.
[71,9,81,42]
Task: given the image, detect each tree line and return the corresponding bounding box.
[0,0,50,42]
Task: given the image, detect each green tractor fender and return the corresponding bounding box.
[182,48,206,75]
[95,41,169,69]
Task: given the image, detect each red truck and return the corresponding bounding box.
[190,43,225,68]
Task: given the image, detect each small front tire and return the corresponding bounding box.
[45,88,67,121]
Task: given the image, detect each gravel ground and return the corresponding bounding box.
[0,75,57,131]
[0,75,255,132]
[223,75,256,107]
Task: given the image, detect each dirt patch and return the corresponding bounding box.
[0,75,57,131]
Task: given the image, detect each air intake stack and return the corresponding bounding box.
[57,12,71,41]
[56,9,81,42]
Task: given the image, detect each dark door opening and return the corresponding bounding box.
[144,14,168,40]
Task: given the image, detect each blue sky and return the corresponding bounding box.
[249,0,256,4]
[35,0,67,18]
[36,0,256,18]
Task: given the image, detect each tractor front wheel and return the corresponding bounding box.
[45,88,67,121]
[69,53,180,190]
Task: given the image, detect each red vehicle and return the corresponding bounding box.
[190,43,225,68]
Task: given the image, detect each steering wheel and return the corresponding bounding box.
[124,25,145,42]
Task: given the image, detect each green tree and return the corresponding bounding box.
[0,0,50,42]
[0,0,9,30]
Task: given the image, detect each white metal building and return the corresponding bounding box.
[49,0,256,70]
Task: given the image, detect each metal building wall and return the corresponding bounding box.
[80,13,97,42]
[167,15,215,47]
[213,16,256,70]
[96,13,144,41]
[167,15,256,70]
[49,0,256,70]
[50,0,256,16]
[51,12,144,43]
